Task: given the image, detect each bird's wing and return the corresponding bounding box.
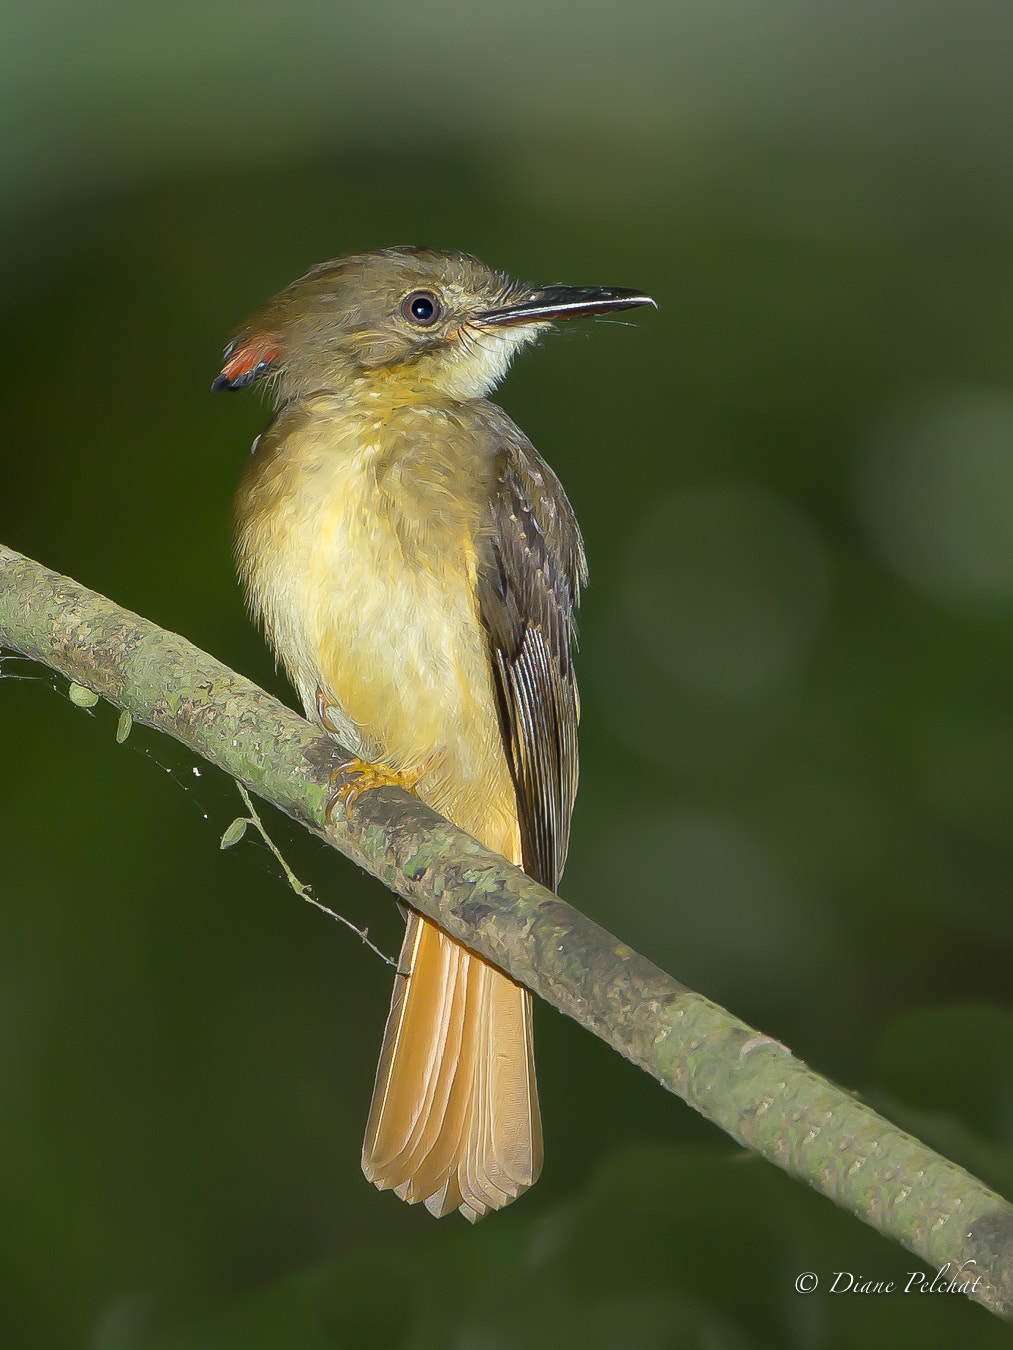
[475,408,587,892]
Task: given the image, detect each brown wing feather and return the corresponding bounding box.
[475,407,587,892]
[363,403,581,1219]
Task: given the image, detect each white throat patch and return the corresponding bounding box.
[436,322,550,401]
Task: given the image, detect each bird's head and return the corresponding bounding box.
[213,246,655,405]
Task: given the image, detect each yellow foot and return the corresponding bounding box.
[326,759,424,822]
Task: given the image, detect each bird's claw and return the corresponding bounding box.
[316,687,342,735]
[325,759,423,823]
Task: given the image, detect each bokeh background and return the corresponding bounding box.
[3,2,1013,1346]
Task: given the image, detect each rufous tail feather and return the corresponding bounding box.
[361,912,542,1221]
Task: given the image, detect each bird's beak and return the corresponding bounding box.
[473,286,657,327]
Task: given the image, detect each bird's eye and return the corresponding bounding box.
[401,290,442,326]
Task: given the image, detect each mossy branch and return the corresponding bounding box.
[2,540,1012,1318]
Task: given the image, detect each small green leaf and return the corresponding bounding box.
[115,709,133,743]
[68,682,98,708]
[220,817,248,850]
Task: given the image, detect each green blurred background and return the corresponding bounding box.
[4,2,1013,1346]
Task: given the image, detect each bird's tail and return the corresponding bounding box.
[361,911,542,1221]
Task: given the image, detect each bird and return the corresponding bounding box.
[215,247,654,1220]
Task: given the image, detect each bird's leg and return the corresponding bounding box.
[326,760,425,820]
[317,691,429,815]
[315,687,425,819]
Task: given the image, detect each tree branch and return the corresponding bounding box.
[3,540,1012,1317]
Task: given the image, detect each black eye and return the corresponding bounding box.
[401,290,441,326]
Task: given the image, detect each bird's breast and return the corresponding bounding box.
[235,398,513,835]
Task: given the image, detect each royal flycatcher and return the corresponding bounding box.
[216,247,654,1220]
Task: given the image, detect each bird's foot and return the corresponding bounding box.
[326,759,424,822]
[316,687,343,735]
